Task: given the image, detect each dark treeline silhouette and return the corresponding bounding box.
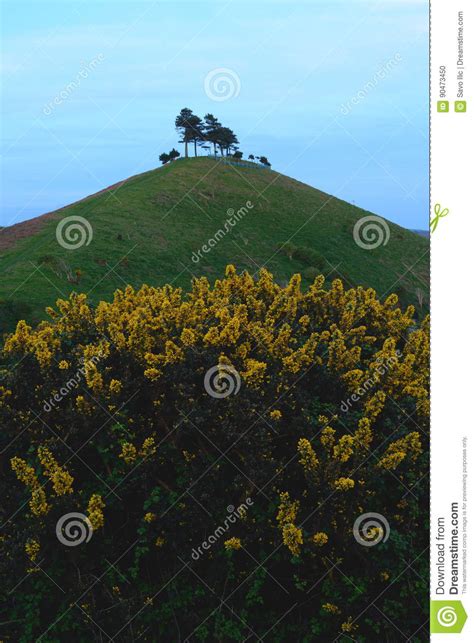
[159,148,180,165]
[158,108,270,167]
[175,108,239,158]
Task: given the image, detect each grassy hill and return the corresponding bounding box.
[0,157,428,333]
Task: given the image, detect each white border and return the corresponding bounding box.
[431,0,473,638]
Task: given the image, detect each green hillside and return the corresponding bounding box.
[0,157,428,332]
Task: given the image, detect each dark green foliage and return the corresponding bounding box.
[293,246,327,270]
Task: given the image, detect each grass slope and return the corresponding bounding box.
[0,157,429,332]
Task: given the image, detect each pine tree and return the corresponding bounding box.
[203,114,222,156]
[175,108,195,158]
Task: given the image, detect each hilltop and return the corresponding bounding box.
[0,157,428,333]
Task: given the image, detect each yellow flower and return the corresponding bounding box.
[333,435,354,462]
[58,360,69,370]
[144,368,161,381]
[282,523,303,556]
[10,456,51,515]
[109,379,122,394]
[364,391,386,421]
[11,457,37,487]
[277,492,299,527]
[341,617,358,633]
[312,532,328,546]
[140,437,157,458]
[30,487,50,516]
[76,395,93,414]
[224,537,242,551]
[378,432,422,470]
[322,602,340,614]
[180,328,196,346]
[242,358,267,387]
[144,512,156,523]
[155,537,165,548]
[119,442,137,464]
[353,417,373,450]
[320,427,336,449]
[25,539,40,563]
[38,446,74,495]
[297,438,318,472]
[269,410,282,420]
[333,477,355,492]
[87,494,105,530]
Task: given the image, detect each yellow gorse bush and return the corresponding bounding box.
[0,267,429,637]
[37,446,74,496]
[3,266,428,418]
[224,537,242,551]
[87,494,105,530]
[297,438,319,473]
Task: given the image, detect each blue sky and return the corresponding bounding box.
[1,0,428,228]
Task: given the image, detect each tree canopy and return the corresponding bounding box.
[170,108,268,164]
[159,148,180,165]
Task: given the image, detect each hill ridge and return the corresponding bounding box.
[0,157,429,332]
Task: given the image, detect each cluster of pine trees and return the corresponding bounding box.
[159,108,270,166]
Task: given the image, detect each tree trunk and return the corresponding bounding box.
[185,140,188,158]
[194,140,197,157]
